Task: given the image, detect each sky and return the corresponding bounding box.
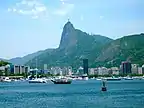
[0,0,144,59]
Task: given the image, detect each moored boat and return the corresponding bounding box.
[124,77,133,80]
[105,77,121,81]
[29,78,47,83]
[1,77,12,82]
[51,78,72,84]
[81,74,89,80]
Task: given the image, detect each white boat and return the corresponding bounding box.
[83,77,88,80]
[82,74,89,80]
[3,77,12,82]
[105,77,121,81]
[51,78,72,84]
[124,77,133,80]
[96,78,102,81]
[28,66,47,83]
[29,78,47,83]
[124,75,133,80]
[76,77,83,80]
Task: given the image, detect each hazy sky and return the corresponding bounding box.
[0,0,144,59]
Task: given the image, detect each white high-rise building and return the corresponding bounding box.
[44,64,48,70]
[13,65,30,75]
[131,64,138,74]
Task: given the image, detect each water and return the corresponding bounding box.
[0,80,144,108]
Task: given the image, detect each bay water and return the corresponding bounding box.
[0,80,144,108]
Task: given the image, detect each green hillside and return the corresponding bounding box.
[96,33,144,67]
[26,21,112,69]
[25,21,144,69]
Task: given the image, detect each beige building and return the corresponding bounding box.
[89,68,95,75]
[138,67,142,75]
[44,64,48,70]
[88,68,99,75]
[98,67,109,75]
[111,67,119,75]
[131,64,138,74]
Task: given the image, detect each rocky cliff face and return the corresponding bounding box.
[59,21,76,50]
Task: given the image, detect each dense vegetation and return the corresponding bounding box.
[0,60,9,66]
[0,60,10,76]
[96,33,144,67]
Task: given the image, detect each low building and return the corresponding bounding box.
[98,67,109,75]
[62,67,70,75]
[138,67,142,75]
[131,64,138,74]
[89,68,95,75]
[44,64,48,70]
[111,67,119,75]
[68,66,72,76]
[77,66,83,75]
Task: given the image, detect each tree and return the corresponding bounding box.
[0,61,10,66]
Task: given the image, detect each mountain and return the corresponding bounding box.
[26,21,113,69]
[9,49,54,65]
[0,58,7,61]
[96,33,144,67]
[5,21,144,69]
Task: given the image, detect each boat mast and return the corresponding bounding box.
[36,56,38,79]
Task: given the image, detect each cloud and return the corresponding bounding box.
[99,16,104,19]
[53,0,74,16]
[7,0,74,19]
[8,0,48,19]
[60,0,68,5]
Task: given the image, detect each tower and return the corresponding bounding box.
[83,59,88,74]
[122,61,132,75]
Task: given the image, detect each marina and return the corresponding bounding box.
[0,75,144,83]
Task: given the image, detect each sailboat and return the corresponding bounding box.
[28,58,47,83]
[28,68,47,83]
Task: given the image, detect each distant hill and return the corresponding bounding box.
[8,49,54,65]
[26,21,113,69]
[95,33,144,67]
[0,58,7,61]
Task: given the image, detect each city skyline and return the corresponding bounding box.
[0,0,144,59]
